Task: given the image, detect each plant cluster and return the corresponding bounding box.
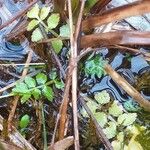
[84,55,107,78]
[27,4,70,54]
[12,72,64,104]
[81,90,144,150]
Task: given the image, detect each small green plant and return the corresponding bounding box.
[27,4,70,53]
[84,55,107,78]
[81,90,144,149]
[19,114,30,129]
[12,72,64,104]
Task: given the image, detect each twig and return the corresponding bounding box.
[39,24,66,78]
[82,0,150,31]
[104,64,150,112]
[7,50,33,131]
[68,0,86,149]
[0,0,38,30]
[79,96,113,150]
[0,63,45,67]
[0,69,42,93]
[41,102,48,150]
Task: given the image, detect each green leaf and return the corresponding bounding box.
[117,132,124,142]
[51,39,63,54]
[59,24,70,37]
[40,6,50,20]
[117,113,137,126]
[27,4,40,19]
[103,122,117,139]
[42,86,54,101]
[49,69,57,80]
[109,101,123,117]
[94,90,110,105]
[128,140,143,150]
[32,88,41,100]
[94,112,107,128]
[12,82,28,94]
[21,93,31,104]
[27,19,39,31]
[112,140,122,150]
[31,28,44,42]
[19,114,30,129]
[54,80,64,89]
[36,73,47,85]
[24,76,36,88]
[47,13,60,29]
[85,56,106,78]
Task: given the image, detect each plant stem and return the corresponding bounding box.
[41,103,48,150]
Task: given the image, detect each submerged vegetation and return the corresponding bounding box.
[0,0,150,150]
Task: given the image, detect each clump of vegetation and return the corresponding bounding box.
[26,4,70,54]
[81,90,144,149]
[12,72,64,103]
[84,55,107,78]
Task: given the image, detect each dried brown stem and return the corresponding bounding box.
[80,31,150,48]
[7,50,33,131]
[104,64,150,112]
[82,0,150,31]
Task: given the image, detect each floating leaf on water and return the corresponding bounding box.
[59,24,70,37]
[117,113,137,126]
[32,88,41,100]
[47,13,60,29]
[40,6,50,20]
[21,93,31,104]
[42,85,54,101]
[103,122,117,139]
[36,73,47,85]
[27,4,39,19]
[31,28,44,42]
[51,39,63,54]
[94,90,110,105]
[19,114,30,129]
[27,19,39,31]
[109,101,123,117]
[25,76,36,88]
[94,112,107,128]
